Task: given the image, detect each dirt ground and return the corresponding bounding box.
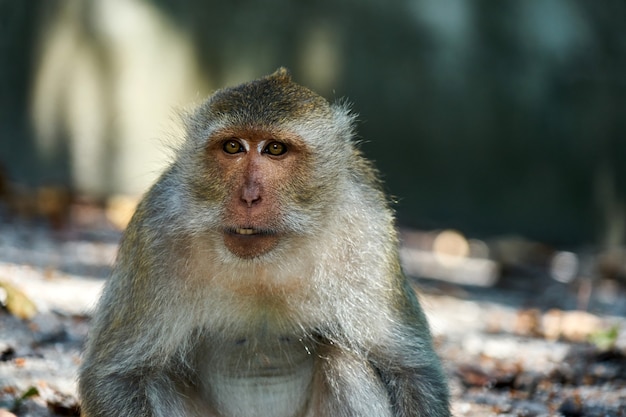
[0,212,625,417]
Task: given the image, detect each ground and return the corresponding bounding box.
[0,208,624,417]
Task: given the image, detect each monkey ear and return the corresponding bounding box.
[270,67,292,82]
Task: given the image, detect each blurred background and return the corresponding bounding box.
[1,0,626,291]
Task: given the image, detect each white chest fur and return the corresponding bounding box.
[202,335,316,417]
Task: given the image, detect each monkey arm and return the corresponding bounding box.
[79,204,204,417]
[79,302,193,417]
[79,364,200,417]
[371,348,450,417]
[312,323,448,417]
[78,370,151,417]
[79,291,208,417]
[311,342,394,417]
[368,279,451,417]
[310,279,449,417]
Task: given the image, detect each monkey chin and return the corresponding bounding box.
[223,228,280,259]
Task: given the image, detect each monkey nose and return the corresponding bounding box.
[241,186,261,207]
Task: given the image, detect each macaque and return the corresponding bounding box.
[78,68,450,417]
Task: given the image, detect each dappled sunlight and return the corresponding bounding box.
[550,250,579,283]
[401,229,499,287]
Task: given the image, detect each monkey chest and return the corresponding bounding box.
[202,336,315,417]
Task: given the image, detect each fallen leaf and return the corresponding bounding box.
[0,281,37,320]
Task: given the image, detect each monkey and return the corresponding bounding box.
[78,68,450,417]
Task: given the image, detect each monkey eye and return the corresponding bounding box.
[264,141,287,156]
[223,139,245,154]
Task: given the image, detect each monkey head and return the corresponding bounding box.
[177,68,356,260]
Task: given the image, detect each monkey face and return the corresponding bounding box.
[204,127,313,259]
[182,69,352,260]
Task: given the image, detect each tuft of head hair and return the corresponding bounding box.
[204,68,332,127]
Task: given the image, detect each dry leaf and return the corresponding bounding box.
[0,281,37,320]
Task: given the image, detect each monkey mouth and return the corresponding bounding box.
[227,227,275,236]
[223,227,280,258]
[234,228,261,236]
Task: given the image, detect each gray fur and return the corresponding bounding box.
[78,69,450,417]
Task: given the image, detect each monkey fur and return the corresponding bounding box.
[78,68,450,417]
